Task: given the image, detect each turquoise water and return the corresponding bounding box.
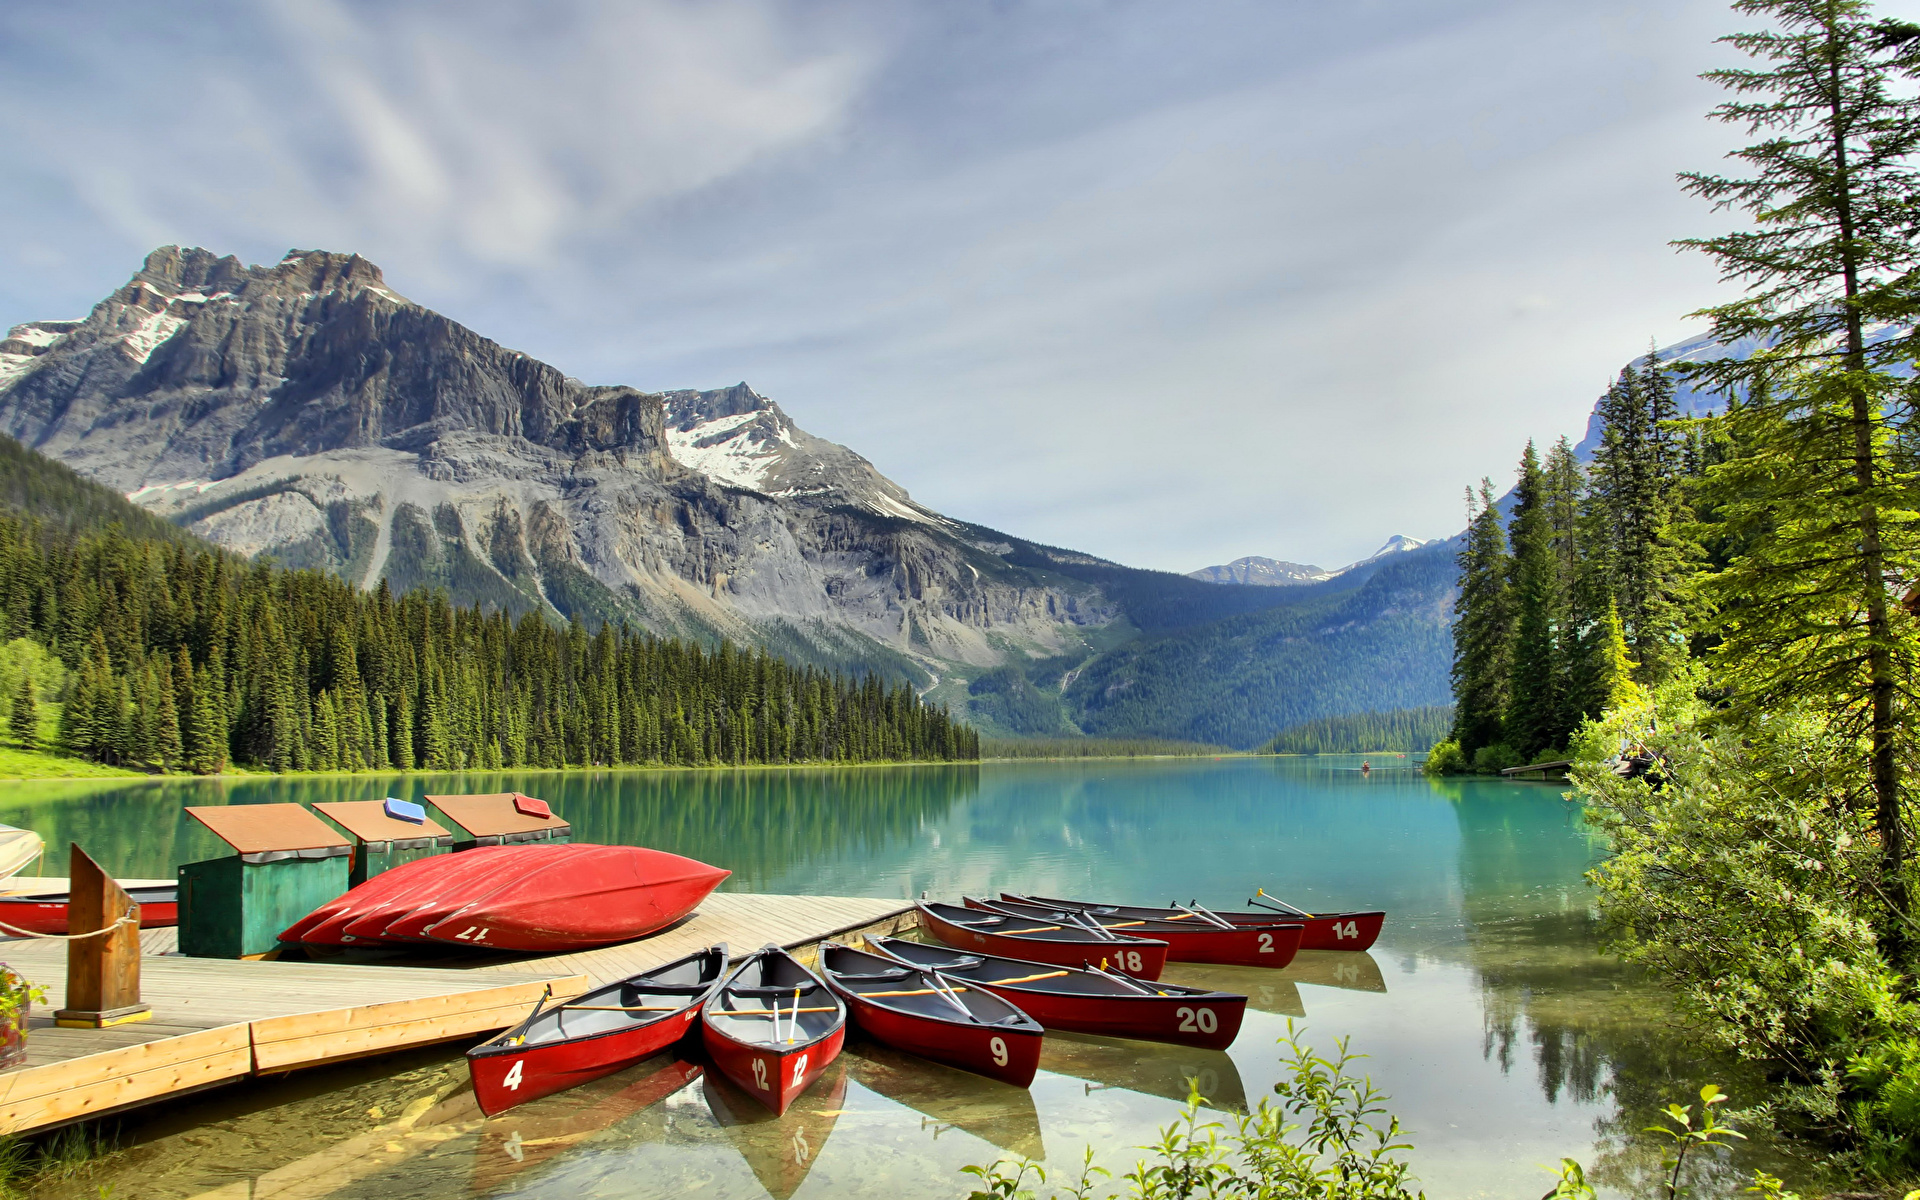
[9,758,1813,1200]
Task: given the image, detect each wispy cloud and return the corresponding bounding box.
[0,0,1836,570]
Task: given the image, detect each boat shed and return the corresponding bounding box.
[178,805,352,959]
[312,800,455,885]
[424,793,570,850]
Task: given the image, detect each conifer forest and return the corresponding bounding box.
[0,497,976,774]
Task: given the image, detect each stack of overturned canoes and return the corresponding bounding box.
[279,844,731,952]
[466,890,1385,1117]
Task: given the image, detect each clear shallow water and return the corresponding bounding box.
[6,758,1821,1200]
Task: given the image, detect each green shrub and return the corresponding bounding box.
[1469,743,1523,774]
[1421,740,1465,776]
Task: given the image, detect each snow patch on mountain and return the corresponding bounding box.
[664,409,784,491]
[1188,535,1432,588]
[121,311,186,363]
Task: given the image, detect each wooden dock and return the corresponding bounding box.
[0,893,914,1136]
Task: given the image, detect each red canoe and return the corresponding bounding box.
[287,848,528,945]
[819,941,1042,1087]
[918,901,1169,981]
[467,945,728,1116]
[1018,894,1386,952]
[0,886,178,937]
[868,936,1247,1051]
[701,945,846,1115]
[352,846,577,944]
[421,845,728,952]
[982,895,1304,968]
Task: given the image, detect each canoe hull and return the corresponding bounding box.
[1021,895,1387,952]
[978,897,1304,968]
[918,907,1168,981]
[971,981,1243,1051]
[837,990,1042,1087]
[702,1022,846,1116]
[469,1005,701,1116]
[422,846,729,952]
[0,888,177,936]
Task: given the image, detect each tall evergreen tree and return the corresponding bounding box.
[1505,443,1560,758]
[9,676,34,748]
[1677,0,1920,961]
[1450,480,1514,757]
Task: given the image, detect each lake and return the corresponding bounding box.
[4,757,1819,1200]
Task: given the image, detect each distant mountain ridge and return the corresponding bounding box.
[1187,535,1431,588]
[0,246,1463,744]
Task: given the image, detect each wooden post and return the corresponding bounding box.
[54,844,150,1028]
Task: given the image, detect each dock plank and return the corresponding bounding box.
[0,892,912,1136]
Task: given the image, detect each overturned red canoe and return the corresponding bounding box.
[1018,894,1386,952]
[0,886,178,937]
[420,845,729,952]
[983,895,1304,968]
[351,846,577,944]
[287,848,524,946]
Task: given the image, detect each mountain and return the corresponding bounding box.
[1187,557,1333,587]
[0,246,1463,742]
[1187,535,1431,588]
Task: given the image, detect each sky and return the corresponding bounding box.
[0,0,1879,572]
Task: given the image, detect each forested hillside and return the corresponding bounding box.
[0,437,974,773]
[1063,545,1456,747]
[1263,705,1453,754]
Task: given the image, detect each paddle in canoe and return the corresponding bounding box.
[1015,893,1386,952]
[701,945,847,1115]
[820,941,1042,1087]
[867,935,1246,1050]
[467,944,729,1116]
[918,900,1170,981]
[981,895,1304,968]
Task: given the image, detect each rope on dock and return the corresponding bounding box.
[0,912,139,941]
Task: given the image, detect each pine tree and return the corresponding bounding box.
[1450,480,1514,757]
[1505,443,1560,759]
[9,676,34,748]
[156,658,183,770]
[1677,0,1920,961]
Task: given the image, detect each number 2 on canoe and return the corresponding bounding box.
[1334,921,1358,940]
[1176,1006,1217,1034]
[990,1036,1008,1067]
[503,1060,524,1091]
[1258,932,1274,953]
[752,1058,770,1090]
[790,1054,809,1088]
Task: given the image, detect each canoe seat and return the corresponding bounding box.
[832,969,911,982]
[731,983,826,997]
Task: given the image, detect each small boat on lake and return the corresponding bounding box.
[868,936,1246,1050]
[918,900,1169,980]
[983,894,1305,968]
[1018,893,1386,952]
[0,884,177,936]
[701,945,846,1115]
[467,945,729,1116]
[819,941,1043,1086]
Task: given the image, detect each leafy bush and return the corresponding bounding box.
[962,1023,1421,1199]
[1468,743,1523,774]
[1421,740,1465,776]
[1573,671,1920,1175]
